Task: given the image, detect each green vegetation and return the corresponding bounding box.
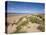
[15,14,45,32]
[9,14,45,33]
[28,16,38,23]
[34,14,44,31]
[15,17,28,32]
[34,14,45,32]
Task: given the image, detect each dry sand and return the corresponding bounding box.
[7,14,41,33]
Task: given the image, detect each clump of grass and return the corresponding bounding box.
[28,16,41,23]
[37,24,45,32]
[33,14,45,32]
[14,14,45,33]
[15,16,28,33]
[16,21,28,32]
[28,14,45,32]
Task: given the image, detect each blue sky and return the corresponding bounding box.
[7,1,44,13]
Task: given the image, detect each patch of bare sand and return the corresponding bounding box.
[7,14,29,24]
[7,24,17,33]
[26,22,41,32]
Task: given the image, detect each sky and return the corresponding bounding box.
[7,1,45,14]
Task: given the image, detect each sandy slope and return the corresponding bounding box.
[7,14,41,33]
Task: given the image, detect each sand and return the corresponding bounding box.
[7,14,41,33]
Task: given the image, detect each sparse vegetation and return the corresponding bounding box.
[7,14,45,33]
[15,17,28,32]
[16,14,45,32]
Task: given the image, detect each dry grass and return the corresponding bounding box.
[6,14,45,33]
